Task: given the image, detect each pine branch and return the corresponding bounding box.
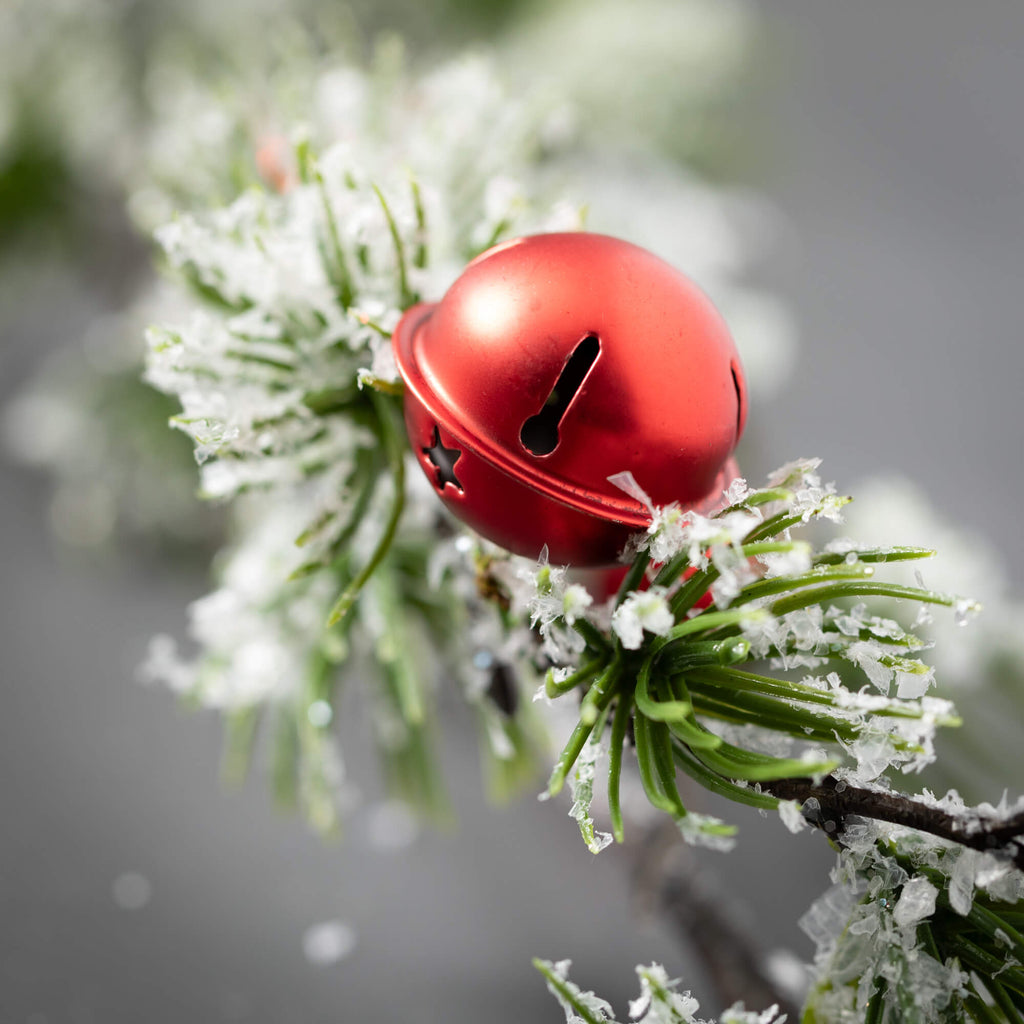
[761,775,1024,869]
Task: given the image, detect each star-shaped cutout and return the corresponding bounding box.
[423,425,463,491]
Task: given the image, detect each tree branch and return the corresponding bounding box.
[761,775,1024,870]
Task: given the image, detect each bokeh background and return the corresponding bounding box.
[2,1,1023,1021]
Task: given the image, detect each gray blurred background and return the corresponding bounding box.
[2,2,1023,1022]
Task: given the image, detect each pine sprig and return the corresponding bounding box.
[140,54,583,827]
[518,461,976,851]
[520,461,1023,1024]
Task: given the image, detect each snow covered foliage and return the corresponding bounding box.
[528,459,974,852]
[534,957,786,1024]
[801,795,1024,1024]
[137,51,586,521]
[137,51,588,826]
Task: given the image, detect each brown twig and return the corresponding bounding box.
[761,776,1024,871]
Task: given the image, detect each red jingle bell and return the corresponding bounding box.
[392,232,747,566]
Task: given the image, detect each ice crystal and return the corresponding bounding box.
[629,964,703,1023]
[538,959,617,1024]
[525,561,595,631]
[947,847,980,916]
[568,732,613,854]
[778,800,808,835]
[891,875,938,930]
[719,1007,785,1024]
[612,589,675,650]
[758,546,813,580]
[519,560,590,662]
[676,812,737,853]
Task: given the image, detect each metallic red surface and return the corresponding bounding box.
[392,233,747,565]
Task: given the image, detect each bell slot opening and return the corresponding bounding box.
[730,360,745,441]
[520,334,601,456]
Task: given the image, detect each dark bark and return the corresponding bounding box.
[761,775,1024,870]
